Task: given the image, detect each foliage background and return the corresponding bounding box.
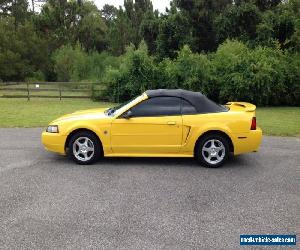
[0,0,299,106]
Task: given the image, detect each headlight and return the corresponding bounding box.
[46,125,59,133]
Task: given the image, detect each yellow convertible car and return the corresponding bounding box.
[42,89,262,167]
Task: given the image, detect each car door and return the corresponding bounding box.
[111,96,183,154]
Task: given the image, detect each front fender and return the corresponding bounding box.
[63,122,112,155]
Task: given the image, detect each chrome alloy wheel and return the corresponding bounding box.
[72,137,95,162]
[201,139,225,165]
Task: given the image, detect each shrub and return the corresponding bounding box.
[212,40,299,106]
[103,41,158,102]
[102,40,300,106]
[52,44,89,81]
[52,44,120,82]
[160,45,215,97]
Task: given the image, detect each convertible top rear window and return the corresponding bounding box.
[181,99,197,114]
[146,89,227,113]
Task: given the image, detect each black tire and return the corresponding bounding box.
[195,134,230,168]
[68,131,102,165]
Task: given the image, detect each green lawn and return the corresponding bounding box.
[256,107,300,136]
[0,98,299,136]
[0,98,114,127]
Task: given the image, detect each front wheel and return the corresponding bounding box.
[68,131,102,165]
[195,134,229,168]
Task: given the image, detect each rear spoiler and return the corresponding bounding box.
[226,102,256,112]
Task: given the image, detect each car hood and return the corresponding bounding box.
[51,108,110,124]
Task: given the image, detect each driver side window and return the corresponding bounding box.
[130,97,181,117]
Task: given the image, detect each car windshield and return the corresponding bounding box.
[104,95,140,116]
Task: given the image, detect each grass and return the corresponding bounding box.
[0,98,114,127]
[256,107,300,137]
[0,98,299,136]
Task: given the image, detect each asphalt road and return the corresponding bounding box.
[0,128,299,249]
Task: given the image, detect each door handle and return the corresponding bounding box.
[167,121,176,125]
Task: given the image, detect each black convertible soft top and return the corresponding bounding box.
[145,89,227,113]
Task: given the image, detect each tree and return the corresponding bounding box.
[0,0,29,28]
[156,10,193,59]
[101,0,156,55]
[173,0,231,52]
[235,0,282,11]
[106,8,134,55]
[215,2,262,44]
[35,0,107,52]
[257,1,299,50]
[76,1,107,51]
[123,0,154,47]
[139,9,160,54]
[101,4,118,23]
[0,17,48,81]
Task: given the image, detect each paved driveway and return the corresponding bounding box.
[0,128,299,249]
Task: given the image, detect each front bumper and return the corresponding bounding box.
[41,131,67,155]
[233,128,263,155]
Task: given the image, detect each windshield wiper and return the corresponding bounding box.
[104,107,116,116]
[104,107,113,115]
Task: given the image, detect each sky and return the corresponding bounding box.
[94,0,171,13]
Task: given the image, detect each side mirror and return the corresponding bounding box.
[122,110,133,119]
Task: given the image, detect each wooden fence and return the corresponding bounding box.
[0,82,106,100]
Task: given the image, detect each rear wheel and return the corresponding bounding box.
[195,134,229,168]
[68,131,102,165]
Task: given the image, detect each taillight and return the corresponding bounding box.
[251,117,256,130]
